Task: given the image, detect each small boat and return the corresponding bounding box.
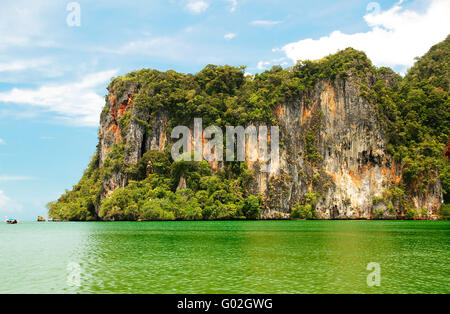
[5,218,18,224]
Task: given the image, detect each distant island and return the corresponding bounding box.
[48,35,450,221]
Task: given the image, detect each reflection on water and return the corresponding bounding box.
[0,221,448,293]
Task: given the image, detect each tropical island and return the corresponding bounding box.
[47,35,450,221]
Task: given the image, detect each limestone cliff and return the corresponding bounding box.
[96,70,442,220]
[49,40,449,221]
[99,84,169,199]
[255,78,441,219]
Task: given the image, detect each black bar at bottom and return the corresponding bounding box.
[0,293,442,312]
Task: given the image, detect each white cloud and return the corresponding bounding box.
[0,58,51,72]
[0,138,5,145]
[0,0,59,51]
[186,0,209,14]
[113,36,190,60]
[98,31,227,64]
[281,0,450,68]
[226,0,237,12]
[0,108,39,120]
[250,20,283,27]
[105,31,228,65]
[256,57,289,71]
[0,190,22,213]
[0,70,117,127]
[0,176,35,181]
[257,61,271,70]
[224,33,236,40]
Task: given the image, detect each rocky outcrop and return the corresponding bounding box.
[96,73,443,219]
[252,77,428,219]
[445,139,450,159]
[98,84,169,198]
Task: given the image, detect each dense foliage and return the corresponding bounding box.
[368,35,450,205]
[48,35,450,220]
[48,148,261,221]
[99,154,261,221]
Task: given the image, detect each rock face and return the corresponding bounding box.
[253,78,438,219]
[96,74,443,219]
[98,84,169,199]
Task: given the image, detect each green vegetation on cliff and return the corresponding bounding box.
[48,36,450,221]
[47,155,101,221]
[99,151,260,221]
[368,35,450,204]
[48,148,260,221]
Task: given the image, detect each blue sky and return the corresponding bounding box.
[0,0,449,220]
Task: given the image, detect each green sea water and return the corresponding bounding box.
[0,220,448,294]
